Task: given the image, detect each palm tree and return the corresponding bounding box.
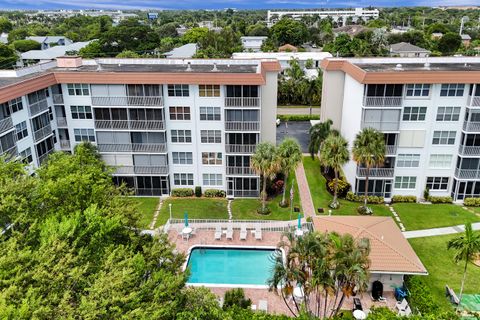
[277,138,302,207]
[319,134,349,208]
[308,119,333,159]
[447,223,480,310]
[351,128,385,211]
[250,142,280,213]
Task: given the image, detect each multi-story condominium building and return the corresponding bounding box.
[0,57,280,197]
[320,57,480,201]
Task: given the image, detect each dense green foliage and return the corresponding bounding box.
[11,39,41,52]
[171,188,195,197]
[391,195,417,203]
[428,196,453,204]
[0,43,17,69]
[464,197,480,207]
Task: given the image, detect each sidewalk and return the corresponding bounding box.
[403,222,480,239]
[295,162,315,217]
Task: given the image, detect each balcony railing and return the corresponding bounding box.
[226,166,256,175]
[463,121,480,132]
[455,168,480,180]
[356,167,394,177]
[0,145,17,160]
[228,190,260,198]
[386,145,397,155]
[113,165,169,175]
[52,94,64,104]
[60,140,71,150]
[225,144,257,154]
[33,124,52,142]
[0,117,13,134]
[37,149,54,165]
[458,145,480,156]
[28,99,49,117]
[91,96,164,107]
[56,117,67,127]
[361,121,400,131]
[225,121,260,131]
[468,96,480,107]
[97,143,167,153]
[363,96,403,108]
[225,97,260,108]
[94,120,165,130]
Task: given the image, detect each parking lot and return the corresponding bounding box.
[276,121,311,153]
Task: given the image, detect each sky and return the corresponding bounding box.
[0,0,479,10]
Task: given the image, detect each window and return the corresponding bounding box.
[19,147,33,164]
[199,106,221,121]
[169,106,190,120]
[201,130,221,143]
[170,130,192,143]
[403,107,427,121]
[432,131,456,145]
[397,154,420,167]
[426,177,449,190]
[199,85,220,97]
[172,152,193,164]
[27,89,47,105]
[15,121,28,140]
[202,152,222,165]
[67,84,90,96]
[74,128,95,142]
[429,154,453,168]
[440,84,464,97]
[127,84,161,96]
[71,105,92,119]
[405,84,430,97]
[436,107,461,121]
[174,173,194,186]
[168,84,189,97]
[203,173,223,186]
[394,176,417,189]
[9,97,23,113]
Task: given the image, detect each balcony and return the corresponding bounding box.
[455,168,480,180]
[97,143,167,153]
[60,140,71,150]
[94,120,165,130]
[228,190,260,198]
[468,96,480,107]
[52,94,64,104]
[386,145,397,155]
[33,124,52,142]
[463,121,480,133]
[56,117,67,127]
[225,97,260,108]
[28,99,49,117]
[0,117,13,134]
[113,165,169,175]
[91,96,164,107]
[361,121,400,131]
[226,166,256,175]
[356,167,394,178]
[458,145,480,156]
[0,145,17,160]
[225,144,256,154]
[363,96,403,108]
[225,121,260,131]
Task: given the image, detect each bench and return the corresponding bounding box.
[445,285,460,305]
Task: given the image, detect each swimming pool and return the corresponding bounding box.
[186,246,279,287]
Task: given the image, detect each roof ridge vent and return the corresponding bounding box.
[423,62,430,70]
[212,62,218,72]
[96,64,102,72]
[394,63,403,71]
[186,61,192,71]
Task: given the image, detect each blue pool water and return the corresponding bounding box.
[187,247,278,285]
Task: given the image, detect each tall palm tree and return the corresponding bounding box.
[447,222,480,310]
[277,138,302,207]
[250,142,280,213]
[319,133,349,208]
[352,128,385,211]
[308,119,333,159]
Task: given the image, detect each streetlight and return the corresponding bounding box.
[169,203,172,220]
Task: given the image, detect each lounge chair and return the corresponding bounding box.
[255,225,262,240]
[240,224,247,240]
[258,300,268,312]
[214,226,222,240]
[226,225,233,240]
[395,299,409,314]
[399,305,411,317]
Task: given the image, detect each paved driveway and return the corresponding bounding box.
[276,121,311,152]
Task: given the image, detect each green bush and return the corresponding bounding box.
[171,188,194,197]
[391,195,417,203]
[327,178,351,197]
[195,186,202,197]
[429,196,453,204]
[204,189,226,198]
[223,288,252,310]
[404,276,439,315]
[464,197,480,207]
[424,187,430,200]
[277,114,320,122]
[346,191,384,204]
[357,205,373,215]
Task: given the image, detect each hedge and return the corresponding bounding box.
[428,196,452,204]
[277,114,320,122]
[171,188,194,197]
[464,197,480,207]
[327,178,351,198]
[391,195,417,203]
[195,186,202,197]
[204,189,226,198]
[346,191,384,204]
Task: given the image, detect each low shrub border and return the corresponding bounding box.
[464,197,480,207]
[346,191,384,204]
[204,189,226,198]
[428,196,453,204]
[277,114,320,122]
[171,188,194,197]
[391,195,417,203]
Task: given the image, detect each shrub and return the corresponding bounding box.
[346,191,384,204]
[204,189,226,198]
[329,200,340,209]
[171,188,194,197]
[391,195,417,203]
[404,276,439,315]
[223,288,252,310]
[257,206,271,215]
[424,187,430,200]
[277,114,320,122]
[357,205,373,215]
[464,197,480,207]
[429,196,453,204]
[195,186,202,197]
[327,178,351,197]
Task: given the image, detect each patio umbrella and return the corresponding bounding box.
[184,211,189,227]
[297,213,301,229]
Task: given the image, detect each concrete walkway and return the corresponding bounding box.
[295,162,315,217]
[403,222,480,239]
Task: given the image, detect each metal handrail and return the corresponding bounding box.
[28,99,49,117]
[225,144,257,154]
[363,96,403,107]
[455,168,480,179]
[458,145,480,156]
[33,124,52,142]
[225,97,260,108]
[225,121,260,131]
[91,96,164,107]
[226,166,256,175]
[0,117,13,134]
[94,120,165,130]
[96,143,167,153]
[356,167,394,177]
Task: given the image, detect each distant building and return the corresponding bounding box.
[278,44,298,52]
[164,43,198,59]
[20,41,91,65]
[26,36,72,50]
[431,32,443,40]
[147,12,158,20]
[176,25,189,36]
[240,36,267,52]
[333,25,368,37]
[389,42,430,58]
[198,21,222,32]
[461,34,472,47]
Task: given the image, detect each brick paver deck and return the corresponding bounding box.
[295,162,316,217]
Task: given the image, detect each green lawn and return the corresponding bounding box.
[132,197,160,228]
[409,234,480,310]
[302,156,392,217]
[393,203,480,231]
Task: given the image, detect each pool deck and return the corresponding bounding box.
[168,228,398,316]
